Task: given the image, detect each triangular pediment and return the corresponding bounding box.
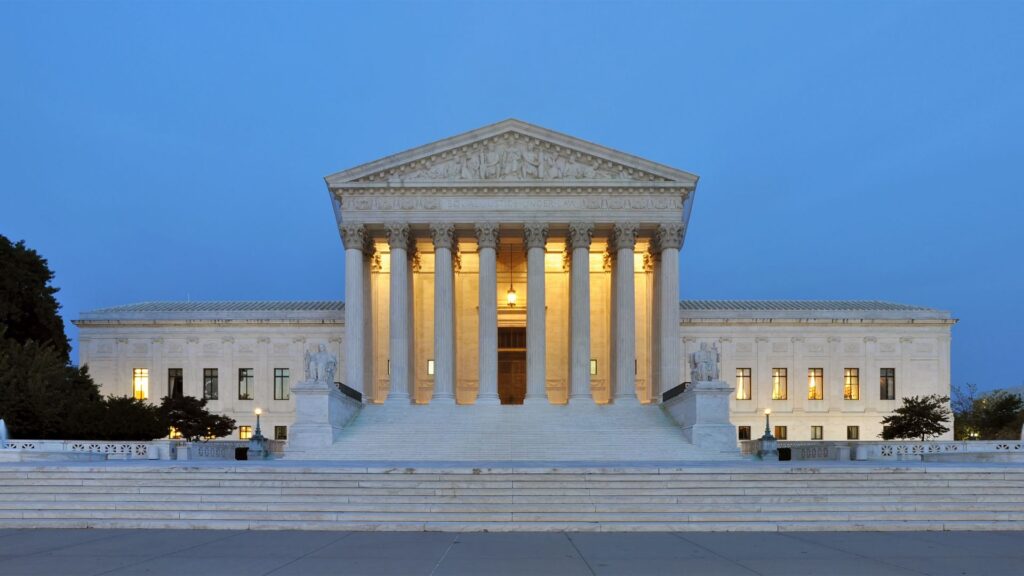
[326,119,698,187]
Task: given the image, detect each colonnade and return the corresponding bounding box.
[339,222,684,405]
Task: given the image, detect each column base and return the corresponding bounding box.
[523,396,550,405]
[430,395,456,404]
[475,394,501,405]
[386,392,411,403]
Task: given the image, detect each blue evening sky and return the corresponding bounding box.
[1,1,1021,392]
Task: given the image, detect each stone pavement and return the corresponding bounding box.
[0,529,1020,575]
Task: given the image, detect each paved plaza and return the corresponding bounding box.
[0,528,1019,576]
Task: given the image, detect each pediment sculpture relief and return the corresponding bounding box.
[360,133,665,183]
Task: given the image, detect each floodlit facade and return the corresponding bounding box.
[74,120,956,452]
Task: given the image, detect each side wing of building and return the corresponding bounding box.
[680,301,956,442]
[73,301,345,440]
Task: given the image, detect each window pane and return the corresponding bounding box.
[847,426,860,440]
[132,368,149,400]
[774,426,787,440]
[737,426,751,441]
[844,368,860,400]
[808,368,823,400]
[811,425,823,440]
[880,368,895,400]
[735,368,751,400]
[239,426,252,440]
[274,368,290,401]
[771,368,787,400]
[167,368,183,399]
[239,368,254,400]
[203,368,219,400]
[274,425,288,440]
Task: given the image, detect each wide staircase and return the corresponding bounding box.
[0,464,1022,531]
[287,402,740,461]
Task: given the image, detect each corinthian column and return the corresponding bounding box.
[430,223,456,404]
[611,223,638,402]
[475,223,500,405]
[568,222,593,401]
[386,223,411,402]
[340,223,368,400]
[523,222,548,404]
[655,224,684,402]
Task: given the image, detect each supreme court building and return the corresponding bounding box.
[75,120,956,459]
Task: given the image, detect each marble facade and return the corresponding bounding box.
[75,120,956,451]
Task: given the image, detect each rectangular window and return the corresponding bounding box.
[203,368,219,400]
[811,425,823,440]
[427,360,435,376]
[167,368,183,398]
[737,426,751,441]
[274,426,288,441]
[239,426,252,440]
[774,425,787,440]
[274,368,290,400]
[132,368,149,400]
[844,368,860,400]
[590,359,598,375]
[736,368,752,400]
[771,368,788,400]
[238,368,254,400]
[808,368,824,400]
[847,426,860,440]
[880,368,896,400]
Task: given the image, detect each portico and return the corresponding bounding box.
[327,120,697,407]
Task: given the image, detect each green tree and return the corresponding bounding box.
[0,235,70,360]
[880,395,952,441]
[96,396,167,441]
[159,395,236,442]
[0,335,101,438]
[955,389,1024,440]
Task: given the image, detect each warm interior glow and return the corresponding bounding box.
[132,368,149,400]
[254,408,262,416]
[506,287,517,307]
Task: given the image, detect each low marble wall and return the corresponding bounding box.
[740,439,1024,461]
[3,439,286,460]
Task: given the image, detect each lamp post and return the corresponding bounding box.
[758,408,778,460]
[248,408,268,460]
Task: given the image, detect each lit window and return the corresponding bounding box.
[590,359,598,375]
[274,426,288,440]
[771,368,788,400]
[239,426,253,440]
[811,425,823,440]
[427,360,435,376]
[847,426,860,440]
[203,368,219,400]
[808,368,824,400]
[238,368,254,400]
[844,368,860,400]
[880,368,896,400]
[774,425,787,440]
[274,368,290,400]
[737,426,751,441]
[132,368,149,400]
[167,368,183,399]
[736,368,752,400]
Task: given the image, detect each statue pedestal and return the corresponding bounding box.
[663,380,737,453]
[288,379,362,453]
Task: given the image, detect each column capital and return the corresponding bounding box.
[340,223,367,252]
[430,223,456,250]
[474,223,500,250]
[386,223,411,249]
[567,222,594,250]
[611,223,638,251]
[655,223,685,251]
[523,222,549,249]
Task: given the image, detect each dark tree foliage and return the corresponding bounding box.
[880,395,952,441]
[159,395,236,442]
[0,234,71,360]
[96,396,167,441]
[0,336,101,438]
[953,387,1024,440]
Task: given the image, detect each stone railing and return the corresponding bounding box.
[739,439,1024,461]
[2,439,287,460]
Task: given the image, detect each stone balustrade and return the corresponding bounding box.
[739,439,1024,461]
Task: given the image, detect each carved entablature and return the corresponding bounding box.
[356,132,666,184]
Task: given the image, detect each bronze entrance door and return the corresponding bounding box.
[497,327,527,404]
